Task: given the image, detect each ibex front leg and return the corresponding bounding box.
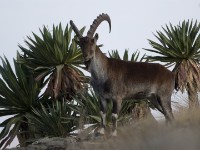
[99,98,107,135]
[111,99,122,136]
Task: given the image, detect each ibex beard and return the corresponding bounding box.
[70,13,175,136]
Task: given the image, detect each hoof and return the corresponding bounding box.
[98,128,105,135]
[111,130,117,136]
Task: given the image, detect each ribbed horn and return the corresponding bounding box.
[70,20,83,39]
[87,13,111,38]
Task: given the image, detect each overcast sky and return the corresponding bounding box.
[0,0,199,148]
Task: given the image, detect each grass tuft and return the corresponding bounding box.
[83,109,200,150]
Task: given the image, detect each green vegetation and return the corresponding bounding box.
[0,57,41,148]
[0,24,87,149]
[18,24,88,101]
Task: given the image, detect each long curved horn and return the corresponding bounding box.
[87,13,111,38]
[70,20,83,39]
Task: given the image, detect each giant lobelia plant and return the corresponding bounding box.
[18,23,89,101]
[145,20,200,108]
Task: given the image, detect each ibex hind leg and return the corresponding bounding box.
[159,95,174,123]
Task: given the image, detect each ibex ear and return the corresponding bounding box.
[94,33,99,42]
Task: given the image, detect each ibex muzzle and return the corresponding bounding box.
[70,13,175,136]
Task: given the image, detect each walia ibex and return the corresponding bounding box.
[70,13,175,136]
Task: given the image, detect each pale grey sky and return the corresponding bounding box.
[0,0,199,148]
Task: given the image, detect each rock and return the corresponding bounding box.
[7,137,81,150]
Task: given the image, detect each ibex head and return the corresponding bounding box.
[70,13,111,64]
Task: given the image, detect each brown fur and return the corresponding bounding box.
[80,38,175,134]
[70,14,175,135]
[89,46,175,117]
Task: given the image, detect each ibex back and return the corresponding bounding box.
[70,13,175,136]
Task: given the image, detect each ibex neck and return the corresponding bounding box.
[90,47,108,80]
